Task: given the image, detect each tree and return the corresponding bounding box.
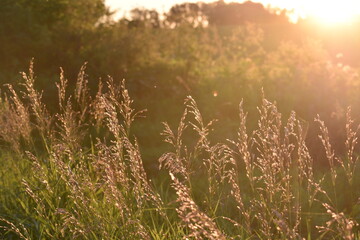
[165,3,207,27]
[0,0,110,85]
[202,1,290,26]
[128,8,161,28]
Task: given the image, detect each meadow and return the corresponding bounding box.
[0,61,358,239]
[1,1,360,239]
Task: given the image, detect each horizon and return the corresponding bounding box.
[106,0,360,24]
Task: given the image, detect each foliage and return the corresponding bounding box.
[0,65,359,239]
[1,1,360,238]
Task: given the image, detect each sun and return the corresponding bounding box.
[259,0,360,24]
[305,0,360,25]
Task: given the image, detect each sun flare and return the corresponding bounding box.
[306,1,360,24]
[257,0,360,24]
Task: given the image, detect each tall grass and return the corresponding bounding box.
[0,62,359,239]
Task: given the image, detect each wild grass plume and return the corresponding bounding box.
[0,63,359,239]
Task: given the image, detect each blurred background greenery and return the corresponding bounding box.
[1,0,360,174]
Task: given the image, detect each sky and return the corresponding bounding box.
[105,0,360,24]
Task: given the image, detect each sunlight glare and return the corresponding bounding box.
[106,0,360,25]
[306,0,360,24]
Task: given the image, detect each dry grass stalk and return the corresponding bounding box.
[51,143,114,238]
[94,140,129,208]
[315,115,337,186]
[56,64,90,148]
[92,79,105,130]
[21,179,47,221]
[92,77,163,237]
[342,107,359,184]
[57,99,85,152]
[159,109,190,180]
[0,88,31,152]
[170,173,226,240]
[74,63,90,115]
[249,97,302,238]
[159,98,228,238]
[25,151,53,194]
[254,98,284,202]
[233,100,255,189]
[56,68,68,109]
[0,218,30,240]
[317,203,358,240]
[227,169,252,234]
[51,145,91,209]
[226,100,254,234]
[6,85,32,141]
[185,96,216,149]
[107,78,146,136]
[294,118,328,216]
[186,96,230,205]
[1,63,359,239]
[203,143,231,205]
[124,138,165,215]
[21,60,52,139]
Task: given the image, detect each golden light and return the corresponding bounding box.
[260,0,360,24]
[106,0,360,25]
[305,0,360,24]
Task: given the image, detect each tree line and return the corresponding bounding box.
[1,0,360,167]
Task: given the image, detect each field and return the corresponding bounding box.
[0,62,358,239]
[1,1,360,239]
